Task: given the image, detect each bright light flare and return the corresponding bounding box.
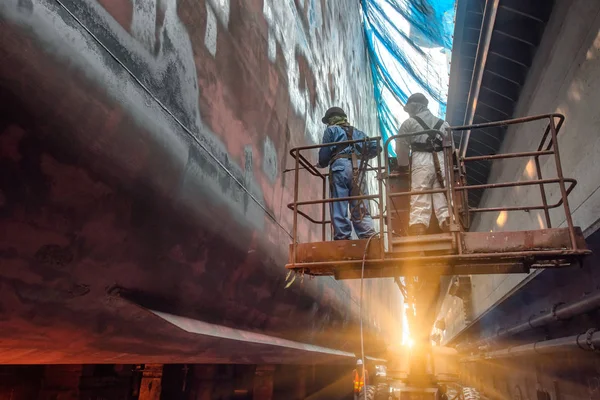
[525,159,536,179]
[496,210,507,228]
[537,213,546,229]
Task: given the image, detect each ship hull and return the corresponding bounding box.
[0,0,401,363]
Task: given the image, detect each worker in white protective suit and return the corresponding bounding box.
[398,93,450,236]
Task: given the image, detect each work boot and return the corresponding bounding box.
[440,218,451,232]
[408,223,427,236]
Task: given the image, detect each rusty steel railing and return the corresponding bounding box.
[451,113,578,249]
[287,113,580,268]
[383,129,458,253]
[287,137,386,264]
[382,113,578,254]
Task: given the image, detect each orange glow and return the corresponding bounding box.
[525,159,536,179]
[537,213,546,229]
[496,211,507,228]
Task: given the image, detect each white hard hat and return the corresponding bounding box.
[356,359,363,366]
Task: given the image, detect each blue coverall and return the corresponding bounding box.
[318,125,378,240]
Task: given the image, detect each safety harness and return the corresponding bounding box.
[411,116,447,196]
[411,116,444,152]
[328,126,371,220]
[329,126,358,166]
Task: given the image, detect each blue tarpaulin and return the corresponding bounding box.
[361,0,456,153]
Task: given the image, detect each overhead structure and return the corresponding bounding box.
[447,0,555,207]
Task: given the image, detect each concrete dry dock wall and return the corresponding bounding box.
[0,0,401,362]
[439,0,600,341]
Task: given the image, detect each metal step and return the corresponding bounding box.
[390,233,456,255]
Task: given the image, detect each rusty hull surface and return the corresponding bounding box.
[0,0,401,363]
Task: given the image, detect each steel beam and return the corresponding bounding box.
[462,329,600,361]
[457,290,600,353]
[148,309,355,360]
[287,228,589,279]
[460,0,500,158]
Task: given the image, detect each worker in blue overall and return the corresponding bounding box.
[316,107,379,240]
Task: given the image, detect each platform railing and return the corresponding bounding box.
[383,130,458,253]
[287,113,580,269]
[450,113,578,250]
[287,137,386,265]
[381,113,578,255]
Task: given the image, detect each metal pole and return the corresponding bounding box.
[377,142,385,256]
[444,138,454,225]
[383,141,393,250]
[457,290,600,353]
[460,0,500,158]
[292,150,300,265]
[322,176,326,241]
[464,150,554,162]
[445,132,463,255]
[535,153,552,228]
[549,116,577,249]
[462,329,600,361]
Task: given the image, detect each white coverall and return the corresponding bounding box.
[398,107,450,229]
